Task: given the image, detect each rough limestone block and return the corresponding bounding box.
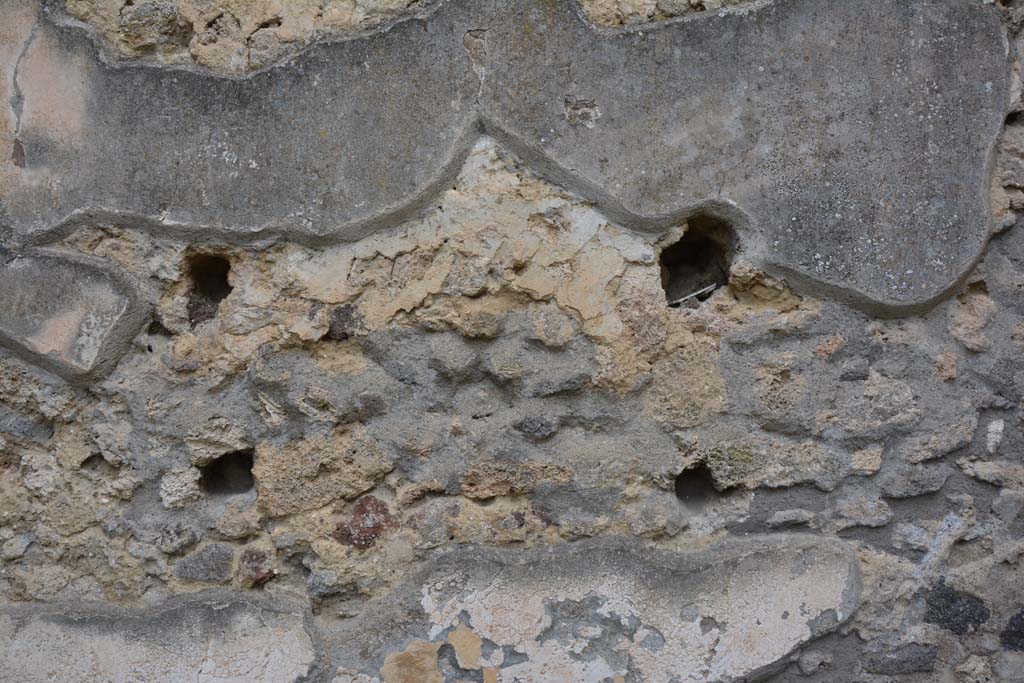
[0,250,145,381]
[0,0,1008,313]
[0,594,316,683]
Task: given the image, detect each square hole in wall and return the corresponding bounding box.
[199,449,255,496]
[660,214,737,308]
[187,253,233,327]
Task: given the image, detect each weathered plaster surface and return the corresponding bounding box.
[417,538,860,682]
[0,1,1023,681]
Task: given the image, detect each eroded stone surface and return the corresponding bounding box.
[419,536,860,682]
[313,535,860,682]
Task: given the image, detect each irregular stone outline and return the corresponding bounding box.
[0,247,148,384]
[0,0,1009,317]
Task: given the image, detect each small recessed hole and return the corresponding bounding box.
[660,214,736,307]
[81,453,118,476]
[186,254,233,327]
[674,463,725,512]
[199,449,255,496]
[322,304,363,342]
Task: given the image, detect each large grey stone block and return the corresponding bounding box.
[0,249,145,381]
[0,0,1008,313]
[0,594,316,683]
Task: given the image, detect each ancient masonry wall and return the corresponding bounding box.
[0,0,1023,681]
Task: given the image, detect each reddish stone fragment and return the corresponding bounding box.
[333,496,395,550]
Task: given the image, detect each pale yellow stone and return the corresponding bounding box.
[851,446,883,475]
[949,283,997,352]
[380,641,442,683]
[313,341,369,375]
[254,427,392,517]
[448,622,483,670]
[645,329,726,429]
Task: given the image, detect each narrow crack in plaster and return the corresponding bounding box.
[10,15,41,140]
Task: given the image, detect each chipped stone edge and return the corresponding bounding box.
[315,534,864,680]
[0,247,149,384]
[412,534,864,682]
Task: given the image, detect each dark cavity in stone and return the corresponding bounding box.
[674,463,725,512]
[323,304,364,341]
[186,253,232,327]
[147,316,174,337]
[660,213,736,307]
[199,449,255,496]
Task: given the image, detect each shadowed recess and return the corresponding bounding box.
[661,214,736,307]
[675,463,728,511]
[187,254,232,327]
[199,449,255,495]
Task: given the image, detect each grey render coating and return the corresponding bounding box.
[1,0,1009,319]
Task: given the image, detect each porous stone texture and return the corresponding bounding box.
[0,1,1023,681]
[59,0,754,74]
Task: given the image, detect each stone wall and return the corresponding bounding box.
[0,0,1022,681]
